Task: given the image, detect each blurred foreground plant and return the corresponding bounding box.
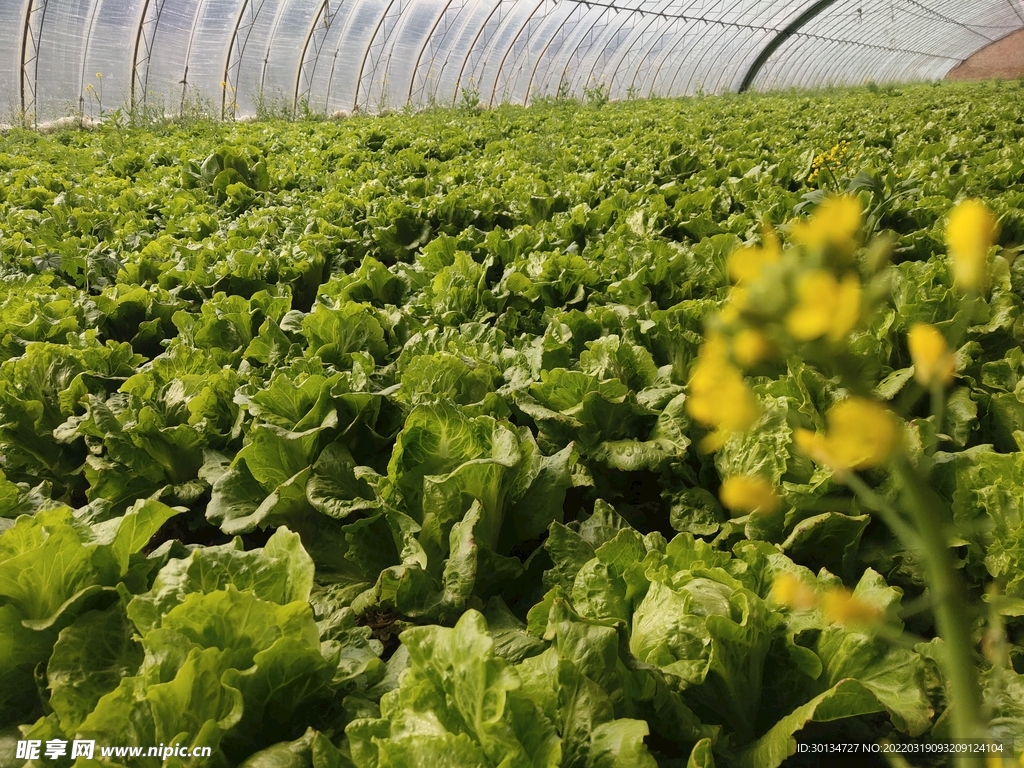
[691,194,1004,766]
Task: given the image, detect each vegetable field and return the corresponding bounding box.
[2,80,1024,767]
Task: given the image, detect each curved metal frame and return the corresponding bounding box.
[681,0,785,94]
[599,1,687,98]
[19,0,50,120]
[178,0,210,113]
[738,0,840,92]
[77,0,103,115]
[665,0,777,96]
[665,22,719,96]
[613,13,686,97]
[130,0,168,112]
[524,0,601,101]
[607,0,747,97]
[426,0,502,106]
[407,0,470,103]
[258,0,292,96]
[547,4,620,101]
[222,0,250,117]
[12,0,1024,120]
[353,0,411,111]
[632,15,691,96]
[575,0,677,96]
[222,0,272,118]
[486,0,552,106]
[661,4,746,97]
[500,0,578,104]
[450,0,511,107]
[293,0,340,111]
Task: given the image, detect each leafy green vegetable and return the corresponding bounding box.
[2,81,1023,766]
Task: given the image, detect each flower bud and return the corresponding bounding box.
[908,323,955,387]
[946,199,998,293]
[719,475,781,515]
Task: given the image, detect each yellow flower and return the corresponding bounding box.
[95,72,102,79]
[686,337,760,452]
[790,195,862,252]
[822,587,882,626]
[727,232,781,284]
[720,475,781,515]
[732,328,773,367]
[793,428,832,468]
[770,573,819,611]
[785,271,861,342]
[719,286,748,324]
[908,323,956,387]
[794,397,902,474]
[946,199,998,292]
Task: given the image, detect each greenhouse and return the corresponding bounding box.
[2,1,1024,768]
[1,0,1023,121]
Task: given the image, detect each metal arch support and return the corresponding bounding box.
[663,0,755,96]
[294,0,329,108]
[659,24,711,96]
[179,0,211,113]
[596,0,679,97]
[19,0,50,121]
[775,29,833,88]
[222,0,250,118]
[663,0,761,97]
[258,0,291,95]
[353,0,410,112]
[631,17,689,97]
[524,0,592,102]
[618,14,684,97]
[764,31,808,88]
[576,2,667,96]
[407,0,468,103]
[222,0,271,118]
[130,0,167,112]
[737,0,840,93]
[673,25,738,96]
[77,0,103,116]
[451,0,510,107]
[502,0,568,104]
[487,0,550,106]
[294,0,342,112]
[551,4,621,100]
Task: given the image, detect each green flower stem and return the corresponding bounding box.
[949,295,979,349]
[927,382,945,458]
[894,456,985,760]
[842,473,918,548]
[846,462,985,764]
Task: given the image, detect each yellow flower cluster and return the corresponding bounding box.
[771,574,882,626]
[945,199,998,293]
[770,573,818,611]
[785,270,861,342]
[806,141,850,184]
[820,588,883,625]
[790,194,862,255]
[686,336,760,452]
[726,230,781,284]
[908,323,956,388]
[731,327,774,367]
[719,475,780,515]
[794,397,902,476]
